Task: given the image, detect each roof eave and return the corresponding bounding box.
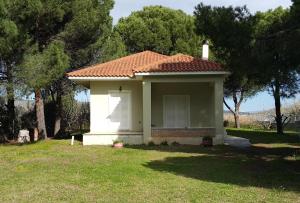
[67,71,230,81]
[134,71,230,76]
[68,76,140,81]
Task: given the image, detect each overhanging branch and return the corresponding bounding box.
[223,98,235,115]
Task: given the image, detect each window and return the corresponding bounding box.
[108,91,131,131]
[163,95,190,128]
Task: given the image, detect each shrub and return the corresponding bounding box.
[113,140,123,144]
[171,141,180,146]
[160,141,168,146]
[224,120,229,127]
[202,136,213,147]
[148,141,156,146]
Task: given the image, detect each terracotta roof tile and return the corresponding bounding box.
[67,51,224,78]
[67,51,168,77]
[134,54,223,73]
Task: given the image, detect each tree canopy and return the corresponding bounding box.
[253,5,300,134]
[115,6,203,56]
[0,0,115,137]
[21,41,69,89]
[194,3,260,128]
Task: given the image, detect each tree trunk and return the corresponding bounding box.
[232,91,242,129]
[223,91,244,129]
[234,112,240,128]
[54,92,62,136]
[7,97,15,136]
[53,81,65,137]
[6,66,15,137]
[35,89,47,139]
[273,80,283,134]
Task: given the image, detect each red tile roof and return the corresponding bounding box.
[67,51,224,78]
[135,54,223,73]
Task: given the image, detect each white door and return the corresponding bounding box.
[163,95,190,128]
[108,91,131,131]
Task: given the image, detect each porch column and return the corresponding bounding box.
[214,79,225,144]
[142,81,152,144]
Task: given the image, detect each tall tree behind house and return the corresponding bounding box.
[194,3,261,128]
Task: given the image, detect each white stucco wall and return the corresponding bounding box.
[90,81,143,133]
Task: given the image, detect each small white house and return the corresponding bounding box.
[67,48,228,145]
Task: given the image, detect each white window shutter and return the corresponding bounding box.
[108,92,131,131]
[120,93,130,129]
[164,95,189,128]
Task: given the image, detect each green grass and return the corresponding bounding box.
[0,129,300,202]
[227,128,300,145]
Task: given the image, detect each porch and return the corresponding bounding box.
[143,76,225,145]
[83,76,224,145]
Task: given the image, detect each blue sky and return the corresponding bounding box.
[111,0,292,24]
[76,0,299,112]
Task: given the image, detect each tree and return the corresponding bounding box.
[194,3,261,128]
[0,0,31,137]
[96,32,127,63]
[49,0,114,136]
[21,41,69,138]
[115,6,203,56]
[253,6,300,134]
[6,0,114,138]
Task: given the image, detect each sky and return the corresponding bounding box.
[111,0,292,24]
[76,0,299,112]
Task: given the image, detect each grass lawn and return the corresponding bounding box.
[0,129,300,202]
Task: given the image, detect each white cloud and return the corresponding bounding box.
[111,0,292,24]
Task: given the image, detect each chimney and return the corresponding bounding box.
[202,40,209,60]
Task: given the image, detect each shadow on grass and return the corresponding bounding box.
[142,145,300,192]
[52,130,85,142]
[0,138,45,147]
[126,129,300,192]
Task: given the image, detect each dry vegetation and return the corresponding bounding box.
[224,101,300,131]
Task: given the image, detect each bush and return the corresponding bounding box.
[113,140,123,144]
[171,141,180,146]
[202,136,213,147]
[148,141,156,146]
[160,141,168,146]
[224,120,229,127]
[20,110,36,130]
[62,95,90,132]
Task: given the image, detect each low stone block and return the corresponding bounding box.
[18,130,30,143]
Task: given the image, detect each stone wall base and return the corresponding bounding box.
[152,137,204,145]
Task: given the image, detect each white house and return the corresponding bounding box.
[67,47,228,145]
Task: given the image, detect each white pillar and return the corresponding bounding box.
[213,79,224,145]
[143,81,152,144]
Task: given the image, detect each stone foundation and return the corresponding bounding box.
[152,128,215,137]
[151,128,218,145]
